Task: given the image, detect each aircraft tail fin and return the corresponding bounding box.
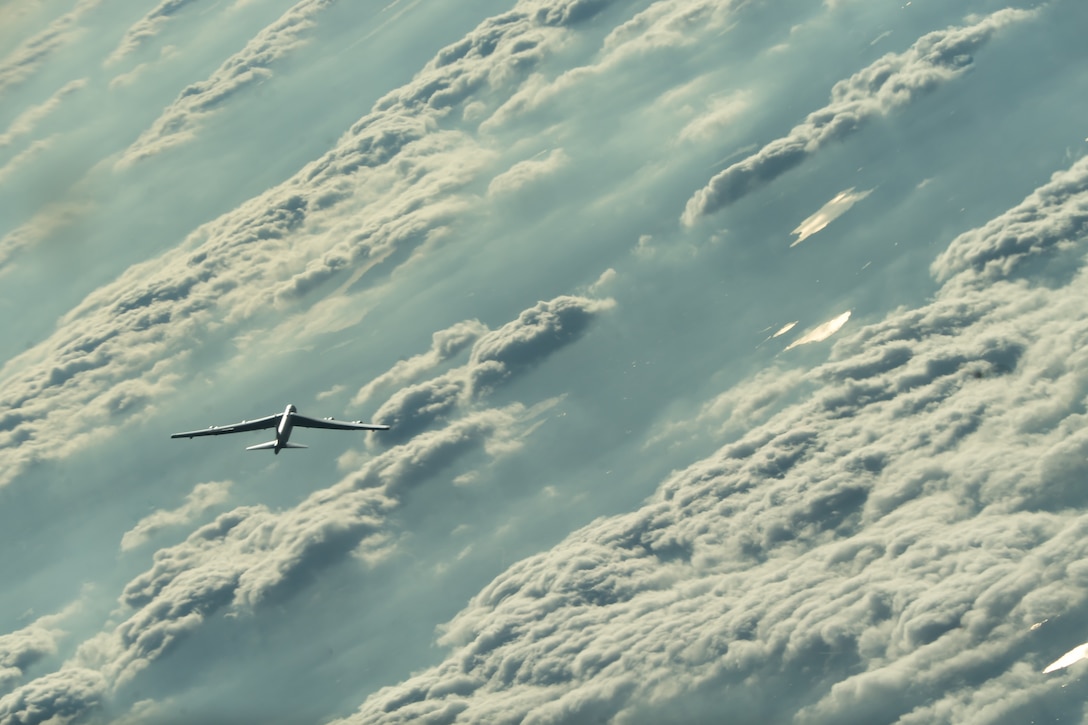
[245,441,308,451]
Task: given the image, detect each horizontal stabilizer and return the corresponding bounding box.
[245,441,308,451]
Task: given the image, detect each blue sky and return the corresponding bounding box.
[2,0,1088,723]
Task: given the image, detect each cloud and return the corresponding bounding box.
[316,384,348,401]
[107,45,179,91]
[328,144,1088,724]
[587,267,616,295]
[0,0,100,98]
[0,137,57,188]
[600,0,745,56]
[392,0,610,131]
[0,617,67,693]
[0,598,85,706]
[643,364,809,451]
[120,480,233,551]
[0,84,478,489]
[467,295,616,395]
[2,0,1083,722]
[533,0,611,28]
[353,320,488,408]
[931,153,1088,286]
[115,0,338,168]
[371,372,468,443]
[675,90,752,145]
[486,149,569,196]
[0,668,107,725]
[680,8,1036,226]
[114,0,613,169]
[0,200,95,268]
[0,79,86,148]
[369,294,614,442]
[481,0,747,133]
[104,0,199,67]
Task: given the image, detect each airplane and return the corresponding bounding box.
[171,403,389,454]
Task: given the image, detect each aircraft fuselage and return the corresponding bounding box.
[274,404,297,454]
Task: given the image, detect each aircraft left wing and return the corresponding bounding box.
[171,414,281,438]
[292,414,390,431]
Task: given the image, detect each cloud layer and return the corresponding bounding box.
[1,0,1083,723]
[331,140,1088,724]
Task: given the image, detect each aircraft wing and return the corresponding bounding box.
[291,414,390,431]
[171,414,280,438]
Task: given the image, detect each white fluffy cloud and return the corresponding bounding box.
[931,153,1088,287]
[0,667,106,725]
[0,619,64,693]
[369,294,615,441]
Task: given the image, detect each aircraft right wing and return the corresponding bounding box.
[171,414,280,439]
[292,414,390,431]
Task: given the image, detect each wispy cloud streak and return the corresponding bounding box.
[681,8,1035,225]
[104,0,200,67]
[120,480,233,551]
[0,0,100,97]
[115,0,339,167]
[0,79,86,148]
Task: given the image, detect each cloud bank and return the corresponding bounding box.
[369,294,615,442]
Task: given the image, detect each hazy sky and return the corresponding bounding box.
[1,0,1088,723]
